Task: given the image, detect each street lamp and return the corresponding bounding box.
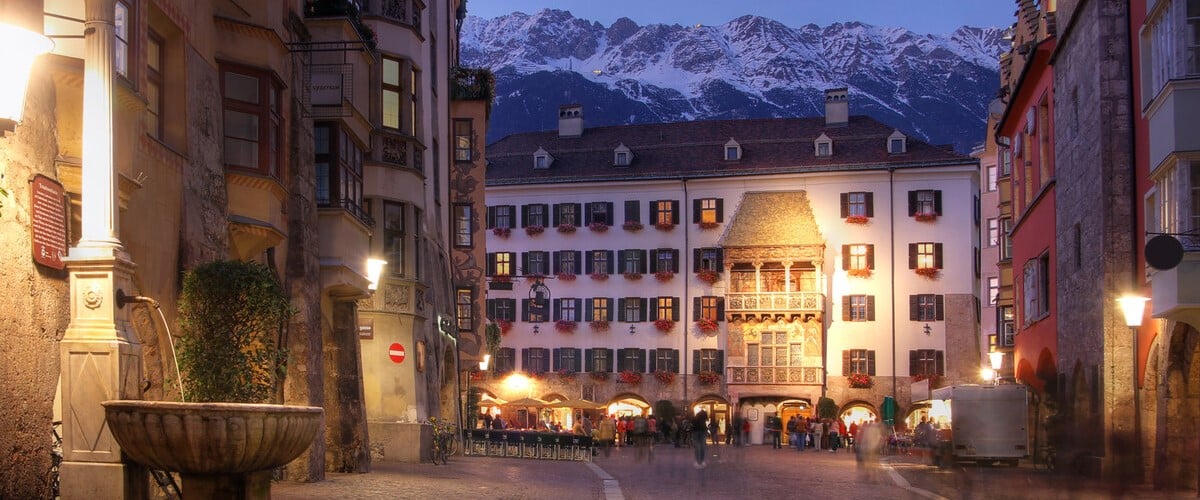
[0,22,53,133]
[988,351,1004,385]
[1117,294,1149,481]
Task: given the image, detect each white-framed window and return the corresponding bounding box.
[817,141,831,157]
[986,276,999,306]
[725,146,739,160]
[847,244,872,270]
[986,165,998,192]
[987,218,999,247]
[558,299,579,322]
[115,1,131,78]
[1021,253,1050,324]
[453,203,472,247]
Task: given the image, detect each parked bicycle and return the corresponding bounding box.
[50,420,62,499]
[428,417,459,465]
[1034,445,1056,471]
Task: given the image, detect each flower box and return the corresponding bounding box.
[914,212,938,222]
[557,369,577,382]
[589,273,609,281]
[915,267,939,279]
[526,274,546,283]
[554,320,578,334]
[589,371,611,382]
[698,221,720,230]
[588,222,609,233]
[654,319,676,333]
[847,268,872,278]
[556,223,577,233]
[618,371,643,384]
[492,227,512,238]
[697,371,720,385]
[654,271,675,282]
[556,272,577,281]
[622,272,642,281]
[491,275,512,283]
[845,215,869,225]
[497,319,513,335]
[697,318,719,333]
[848,373,873,388]
[697,269,720,284]
[589,320,610,332]
[525,225,545,236]
[622,221,644,232]
[654,371,676,385]
[654,222,675,231]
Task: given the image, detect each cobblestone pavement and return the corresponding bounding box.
[271,443,1200,499]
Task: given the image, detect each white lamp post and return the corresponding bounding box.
[1117,294,1149,482]
[987,351,1004,385]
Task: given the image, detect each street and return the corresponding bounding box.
[272,442,1188,499]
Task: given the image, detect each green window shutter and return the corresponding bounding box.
[693,199,702,223]
[670,200,680,224]
[936,351,945,376]
[935,295,944,321]
[842,350,851,376]
[935,243,944,269]
[909,295,919,321]
[908,243,917,269]
[840,193,848,218]
[868,351,876,375]
[867,296,876,321]
[716,199,724,222]
[865,192,874,217]
[585,349,594,372]
[693,350,701,374]
[934,190,942,215]
[907,191,917,215]
[625,200,639,223]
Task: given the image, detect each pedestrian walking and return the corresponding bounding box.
[691,410,709,468]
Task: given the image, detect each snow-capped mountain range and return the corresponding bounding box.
[460,9,1008,153]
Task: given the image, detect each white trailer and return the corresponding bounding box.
[929,384,1028,465]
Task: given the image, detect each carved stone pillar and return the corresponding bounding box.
[58,1,147,498]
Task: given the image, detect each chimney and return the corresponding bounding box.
[558,104,584,137]
[824,88,848,126]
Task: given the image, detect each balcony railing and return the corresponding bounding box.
[725,291,824,312]
[304,0,376,51]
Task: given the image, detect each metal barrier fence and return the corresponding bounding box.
[465,430,593,462]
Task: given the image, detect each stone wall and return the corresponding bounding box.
[1051,0,1138,473]
[944,293,981,383]
[0,70,70,499]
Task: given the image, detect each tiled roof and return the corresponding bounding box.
[721,192,823,247]
[485,116,972,185]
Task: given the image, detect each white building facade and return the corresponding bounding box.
[480,90,980,441]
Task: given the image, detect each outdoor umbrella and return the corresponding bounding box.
[551,398,605,409]
[502,397,549,408]
[478,395,507,406]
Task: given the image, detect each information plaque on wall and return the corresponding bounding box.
[30,175,67,270]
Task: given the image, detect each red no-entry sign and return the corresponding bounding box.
[389,343,406,363]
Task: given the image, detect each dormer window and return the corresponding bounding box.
[534,146,554,169]
[724,138,742,161]
[888,130,907,154]
[613,143,632,166]
[815,133,833,157]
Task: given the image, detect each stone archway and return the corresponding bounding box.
[1153,321,1200,490]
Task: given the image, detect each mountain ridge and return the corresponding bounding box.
[460,9,1007,153]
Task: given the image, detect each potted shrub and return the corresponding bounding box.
[525,225,545,236]
[654,319,676,333]
[492,227,512,238]
[556,223,577,234]
[555,320,578,334]
[914,212,938,222]
[556,272,577,281]
[848,373,873,388]
[697,269,720,284]
[589,272,609,281]
[915,267,939,279]
[589,320,611,332]
[622,272,642,281]
[103,260,322,499]
[618,371,643,384]
[622,220,644,231]
[697,371,721,385]
[697,318,720,334]
[654,270,674,282]
[845,215,869,224]
[588,222,609,232]
[654,371,677,385]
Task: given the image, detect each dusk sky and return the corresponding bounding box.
[465,0,1015,34]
